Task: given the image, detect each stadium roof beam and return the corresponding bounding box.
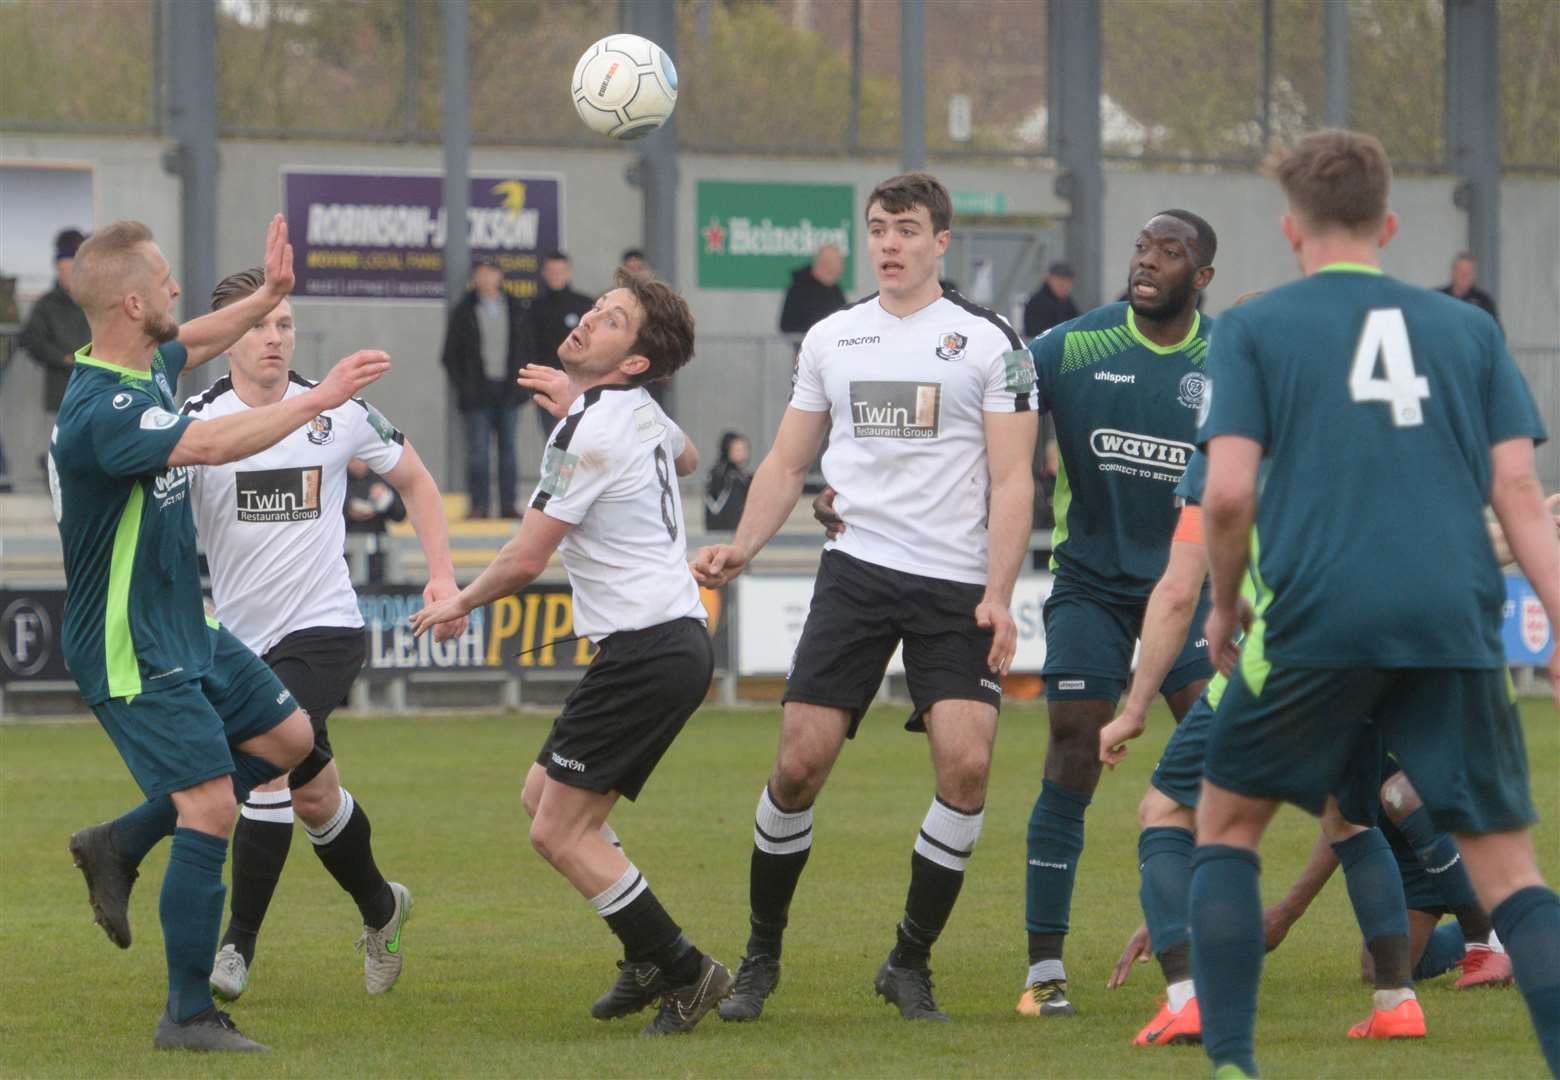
[900,0,926,171]
[1048,0,1104,310]
[162,0,219,382]
[1445,0,1501,300]
[442,0,470,490]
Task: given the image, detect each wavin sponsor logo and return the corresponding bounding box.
[551,751,587,773]
[1089,428,1193,470]
[836,335,880,348]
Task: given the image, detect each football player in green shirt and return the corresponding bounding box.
[54,216,389,1052]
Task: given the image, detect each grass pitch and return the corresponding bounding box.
[2,700,1555,1078]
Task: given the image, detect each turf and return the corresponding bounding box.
[2,700,1555,1078]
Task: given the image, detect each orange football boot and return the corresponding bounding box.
[1132,995,1202,1046]
[1347,997,1426,1039]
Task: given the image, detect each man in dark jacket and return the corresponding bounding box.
[1022,261,1079,340]
[1438,252,1501,330]
[779,244,847,338]
[527,251,593,443]
[19,229,91,466]
[439,257,535,518]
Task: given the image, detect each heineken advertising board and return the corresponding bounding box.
[696,180,854,289]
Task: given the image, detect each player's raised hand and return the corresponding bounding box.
[1106,923,1152,989]
[518,364,574,418]
[975,598,1017,675]
[315,350,391,409]
[691,543,749,587]
[423,578,468,643]
[260,214,295,300]
[1099,706,1146,768]
[409,592,470,638]
[811,486,845,539]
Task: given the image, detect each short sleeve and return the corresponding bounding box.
[1483,329,1548,448]
[789,328,829,412]
[1175,450,1208,505]
[349,398,407,474]
[89,384,192,478]
[1197,313,1270,450]
[983,339,1039,414]
[529,410,630,525]
[1027,324,1063,415]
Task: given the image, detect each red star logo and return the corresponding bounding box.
[702,217,727,254]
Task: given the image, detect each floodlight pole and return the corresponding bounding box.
[1049,0,1103,311]
[162,0,219,389]
[442,0,470,491]
[1445,0,1501,300]
[1323,0,1350,127]
[628,0,680,415]
[900,0,926,171]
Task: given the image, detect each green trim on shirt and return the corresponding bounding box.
[1126,308,1202,355]
[105,485,145,699]
[1048,452,1073,570]
[75,345,154,380]
[1316,262,1383,275]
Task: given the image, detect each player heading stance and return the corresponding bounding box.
[1192,129,1560,1078]
[693,172,1038,1022]
[182,268,465,1002]
[412,270,730,1035]
[1019,211,1218,1018]
[56,217,389,1051]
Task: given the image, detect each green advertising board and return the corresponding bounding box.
[696,180,855,289]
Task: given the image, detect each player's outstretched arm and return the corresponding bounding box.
[1201,435,1263,675]
[409,509,571,637]
[168,350,389,467]
[691,406,829,586]
[1488,439,1560,704]
[1102,531,1209,766]
[1262,827,1340,952]
[976,409,1038,675]
[383,439,467,643]
[177,214,295,371]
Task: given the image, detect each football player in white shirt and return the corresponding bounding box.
[412,270,733,1035]
[183,268,466,1002]
[692,172,1039,1023]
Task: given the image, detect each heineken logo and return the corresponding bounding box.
[701,215,849,258]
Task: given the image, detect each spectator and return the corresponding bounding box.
[1023,261,1080,339]
[439,257,535,518]
[18,228,91,475]
[704,431,753,531]
[1438,251,1500,328]
[779,244,847,338]
[528,250,593,442]
[344,458,407,583]
[621,248,652,282]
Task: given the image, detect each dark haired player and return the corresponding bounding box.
[413,270,731,1035]
[1017,210,1219,1018]
[694,171,1039,1023]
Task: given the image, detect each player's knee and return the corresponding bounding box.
[771,751,828,809]
[1138,788,1188,830]
[935,747,991,807]
[528,813,577,867]
[289,780,337,823]
[275,709,315,769]
[174,777,239,837]
[520,764,546,820]
[1378,772,1418,823]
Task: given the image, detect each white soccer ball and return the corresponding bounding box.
[571,34,678,141]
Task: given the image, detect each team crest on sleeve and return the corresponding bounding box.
[1003,349,1036,394]
[365,406,398,444]
[139,407,179,430]
[1178,371,1208,411]
[306,415,335,445]
[540,443,580,496]
[935,331,969,362]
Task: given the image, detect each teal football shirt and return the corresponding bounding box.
[1030,301,1213,602]
[50,341,211,703]
[1198,264,1546,670]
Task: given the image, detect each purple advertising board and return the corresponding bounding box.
[282,169,562,302]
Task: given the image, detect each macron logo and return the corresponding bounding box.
[1094,371,1136,385]
[980,678,1002,694]
[550,751,587,773]
[836,335,881,348]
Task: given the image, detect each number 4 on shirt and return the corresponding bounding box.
[1348,308,1430,427]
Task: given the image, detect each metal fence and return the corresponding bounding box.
[1514,346,1560,493]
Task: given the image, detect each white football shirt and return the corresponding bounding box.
[791,291,1037,584]
[529,384,706,642]
[182,372,406,655]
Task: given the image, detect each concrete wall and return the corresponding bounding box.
[2,133,1555,493]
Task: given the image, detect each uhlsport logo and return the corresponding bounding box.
[1089,428,1194,481]
[112,392,134,410]
[935,331,968,361]
[1095,371,1136,385]
[1178,370,1208,410]
[849,381,941,440]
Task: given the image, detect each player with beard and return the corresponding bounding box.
[1017,211,1218,1018]
[54,217,390,1052]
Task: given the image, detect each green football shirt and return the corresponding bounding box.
[1030,301,1213,602]
[1198,264,1546,671]
[50,341,210,703]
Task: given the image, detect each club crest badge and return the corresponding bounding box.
[1179,370,1208,411]
[306,414,335,445]
[935,331,968,362]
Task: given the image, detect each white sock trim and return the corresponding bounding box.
[913,796,984,872]
[754,786,813,856]
[304,788,354,846]
[590,862,647,917]
[599,823,622,849]
[240,787,294,824]
[1166,979,1195,1013]
[1026,959,1066,987]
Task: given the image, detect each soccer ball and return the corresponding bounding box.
[571,34,678,140]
